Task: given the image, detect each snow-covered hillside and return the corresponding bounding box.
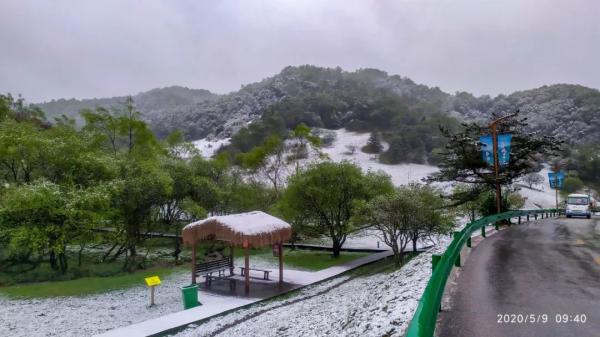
[319,129,439,186]
[193,128,438,187]
[192,129,559,209]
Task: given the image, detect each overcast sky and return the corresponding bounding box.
[1,0,599,102]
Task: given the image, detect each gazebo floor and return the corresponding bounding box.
[198,276,299,298]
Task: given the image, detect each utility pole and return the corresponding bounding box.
[488,110,519,214]
[555,175,559,209]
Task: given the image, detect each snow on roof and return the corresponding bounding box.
[184,211,291,235]
[182,211,292,247]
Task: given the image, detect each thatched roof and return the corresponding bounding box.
[182,211,292,247]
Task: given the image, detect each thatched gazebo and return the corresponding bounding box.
[182,211,292,295]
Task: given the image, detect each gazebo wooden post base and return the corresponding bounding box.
[229,243,234,276]
[244,239,250,295]
[278,241,283,287]
[191,243,197,285]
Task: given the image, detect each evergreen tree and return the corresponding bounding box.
[428,115,562,211]
[362,131,384,154]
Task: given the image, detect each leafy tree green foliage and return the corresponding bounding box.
[288,123,321,163]
[566,144,600,191]
[452,184,486,222]
[227,113,287,154]
[0,181,110,273]
[0,107,113,187]
[508,192,526,210]
[0,94,47,126]
[478,188,526,216]
[0,94,291,281]
[279,161,393,257]
[356,183,452,266]
[562,176,585,194]
[80,98,171,269]
[428,115,562,212]
[237,135,286,194]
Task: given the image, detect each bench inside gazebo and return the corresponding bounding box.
[182,211,292,296]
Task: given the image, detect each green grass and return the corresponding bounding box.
[0,244,369,299]
[0,265,186,299]
[246,248,369,271]
[281,249,369,270]
[348,252,418,277]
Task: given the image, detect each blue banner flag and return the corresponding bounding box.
[497,134,512,166]
[480,134,512,167]
[479,135,494,166]
[548,171,565,189]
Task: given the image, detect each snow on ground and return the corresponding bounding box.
[0,256,276,337]
[319,129,439,186]
[192,138,230,158]
[515,166,558,209]
[305,228,435,251]
[170,238,451,337]
[0,271,191,337]
[192,129,438,187]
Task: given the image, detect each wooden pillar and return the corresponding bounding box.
[244,238,250,296]
[229,243,234,276]
[191,243,197,285]
[278,241,283,286]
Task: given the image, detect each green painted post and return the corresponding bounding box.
[481,226,486,238]
[494,222,499,230]
[527,214,530,221]
[534,213,538,220]
[467,237,472,248]
[432,254,441,272]
[453,232,461,267]
[518,216,521,224]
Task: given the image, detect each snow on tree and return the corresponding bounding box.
[522,172,544,189]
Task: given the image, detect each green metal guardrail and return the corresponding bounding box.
[404,208,561,337]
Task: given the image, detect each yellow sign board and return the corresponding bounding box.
[145,276,161,287]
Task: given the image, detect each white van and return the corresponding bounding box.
[565,193,592,219]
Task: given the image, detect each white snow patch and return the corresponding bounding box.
[516,166,559,209]
[192,138,230,158]
[0,258,280,337]
[319,129,439,186]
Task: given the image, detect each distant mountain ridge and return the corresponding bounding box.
[37,86,217,127]
[35,66,600,145]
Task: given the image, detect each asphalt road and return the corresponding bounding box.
[438,216,600,337]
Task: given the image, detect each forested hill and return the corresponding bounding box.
[452,84,600,145]
[36,86,217,127]
[35,66,453,141]
[35,66,600,146]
